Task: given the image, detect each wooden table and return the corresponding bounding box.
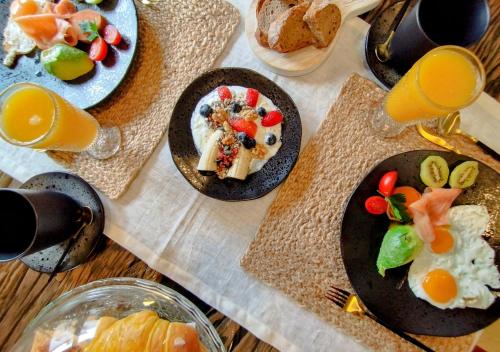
[1,1,499,351]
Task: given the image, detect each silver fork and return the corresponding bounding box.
[326,285,434,352]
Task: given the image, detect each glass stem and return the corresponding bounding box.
[371,103,411,138]
[86,126,121,160]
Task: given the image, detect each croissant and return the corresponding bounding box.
[31,310,204,352]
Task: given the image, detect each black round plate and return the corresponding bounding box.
[341,150,500,336]
[168,68,302,201]
[365,1,404,89]
[0,0,138,110]
[20,172,105,273]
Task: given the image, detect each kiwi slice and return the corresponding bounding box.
[449,161,479,188]
[420,155,449,188]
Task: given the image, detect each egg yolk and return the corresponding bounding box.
[431,227,454,254]
[422,269,457,303]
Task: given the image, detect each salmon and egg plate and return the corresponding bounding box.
[369,156,499,311]
[3,0,122,74]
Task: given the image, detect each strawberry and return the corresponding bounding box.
[230,118,257,138]
[217,86,232,101]
[245,88,259,107]
[261,111,283,127]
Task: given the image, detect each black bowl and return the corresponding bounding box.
[341,150,500,336]
[0,0,138,109]
[168,68,302,201]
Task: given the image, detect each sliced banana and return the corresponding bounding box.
[227,146,252,180]
[197,129,223,173]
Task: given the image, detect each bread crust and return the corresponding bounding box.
[268,2,315,53]
[255,28,270,47]
[303,0,341,48]
[255,0,304,49]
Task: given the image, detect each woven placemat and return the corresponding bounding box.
[48,0,240,199]
[241,74,499,352]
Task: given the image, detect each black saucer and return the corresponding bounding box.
[20,172,104,273]
[365,1,405,89]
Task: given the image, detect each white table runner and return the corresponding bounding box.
[0,1,494,351]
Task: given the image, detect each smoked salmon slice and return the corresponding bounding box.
[14,14,78,49]
[409,188,461,242]
[54,0,77,17]
[10,0,41,18]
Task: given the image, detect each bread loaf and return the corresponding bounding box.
[303,0,341,48]
[267,2,315,53]
[255,0,303,47]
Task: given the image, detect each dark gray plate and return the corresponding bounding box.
[20,172,104,273]
[0,0,138,110]
[341,150,499,336]
[168,68,302,201]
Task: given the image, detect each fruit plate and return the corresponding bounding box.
[340,150,500,336]
[245,0,380,77]
[168,68,302,201]
[0,0,138,110]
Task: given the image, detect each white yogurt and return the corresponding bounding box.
[190,86,282,174]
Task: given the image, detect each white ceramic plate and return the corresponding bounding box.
[246,0,381,76]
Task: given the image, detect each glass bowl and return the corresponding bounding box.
[10,277,225,351]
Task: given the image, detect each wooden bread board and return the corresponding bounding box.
[245,0,381,76]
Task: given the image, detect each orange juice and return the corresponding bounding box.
[385,46,483,122]
[0,83,99,151]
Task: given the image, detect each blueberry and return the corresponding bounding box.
[265,133,277,145]
[200,104,213,117]
[231,102,242,113]
[257,107,267,117]
[237,132,256,149]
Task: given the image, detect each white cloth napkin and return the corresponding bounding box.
[461,93,500,153]
[0,1,492,350]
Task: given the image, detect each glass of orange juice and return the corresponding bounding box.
[0,83,120,159]
[372,45,485,137]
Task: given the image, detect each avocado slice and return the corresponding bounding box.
[41,44,94,81]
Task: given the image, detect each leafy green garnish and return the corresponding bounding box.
[387,193,411,223]
[80,22,100,42]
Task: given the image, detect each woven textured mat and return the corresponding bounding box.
[48,0,239,199]
[241,74,499,352]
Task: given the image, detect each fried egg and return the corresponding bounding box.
[408,205,500,309]
[2,18,35,66]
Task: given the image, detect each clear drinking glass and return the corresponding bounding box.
[10,278,225,352]
[0,83,121,159]
[372,45,485,137]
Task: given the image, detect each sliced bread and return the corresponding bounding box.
[303,0,341,48]
[255,0,303,47]
[267,2,315,53]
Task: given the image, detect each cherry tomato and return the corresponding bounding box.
[103,24,122,45]
[378,171,398,197]
[365,196,388,215]
[89,37,108,61]
[217,86,232,101]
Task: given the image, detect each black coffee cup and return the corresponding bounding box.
[0,189,84,262]
[390,0,490,72]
